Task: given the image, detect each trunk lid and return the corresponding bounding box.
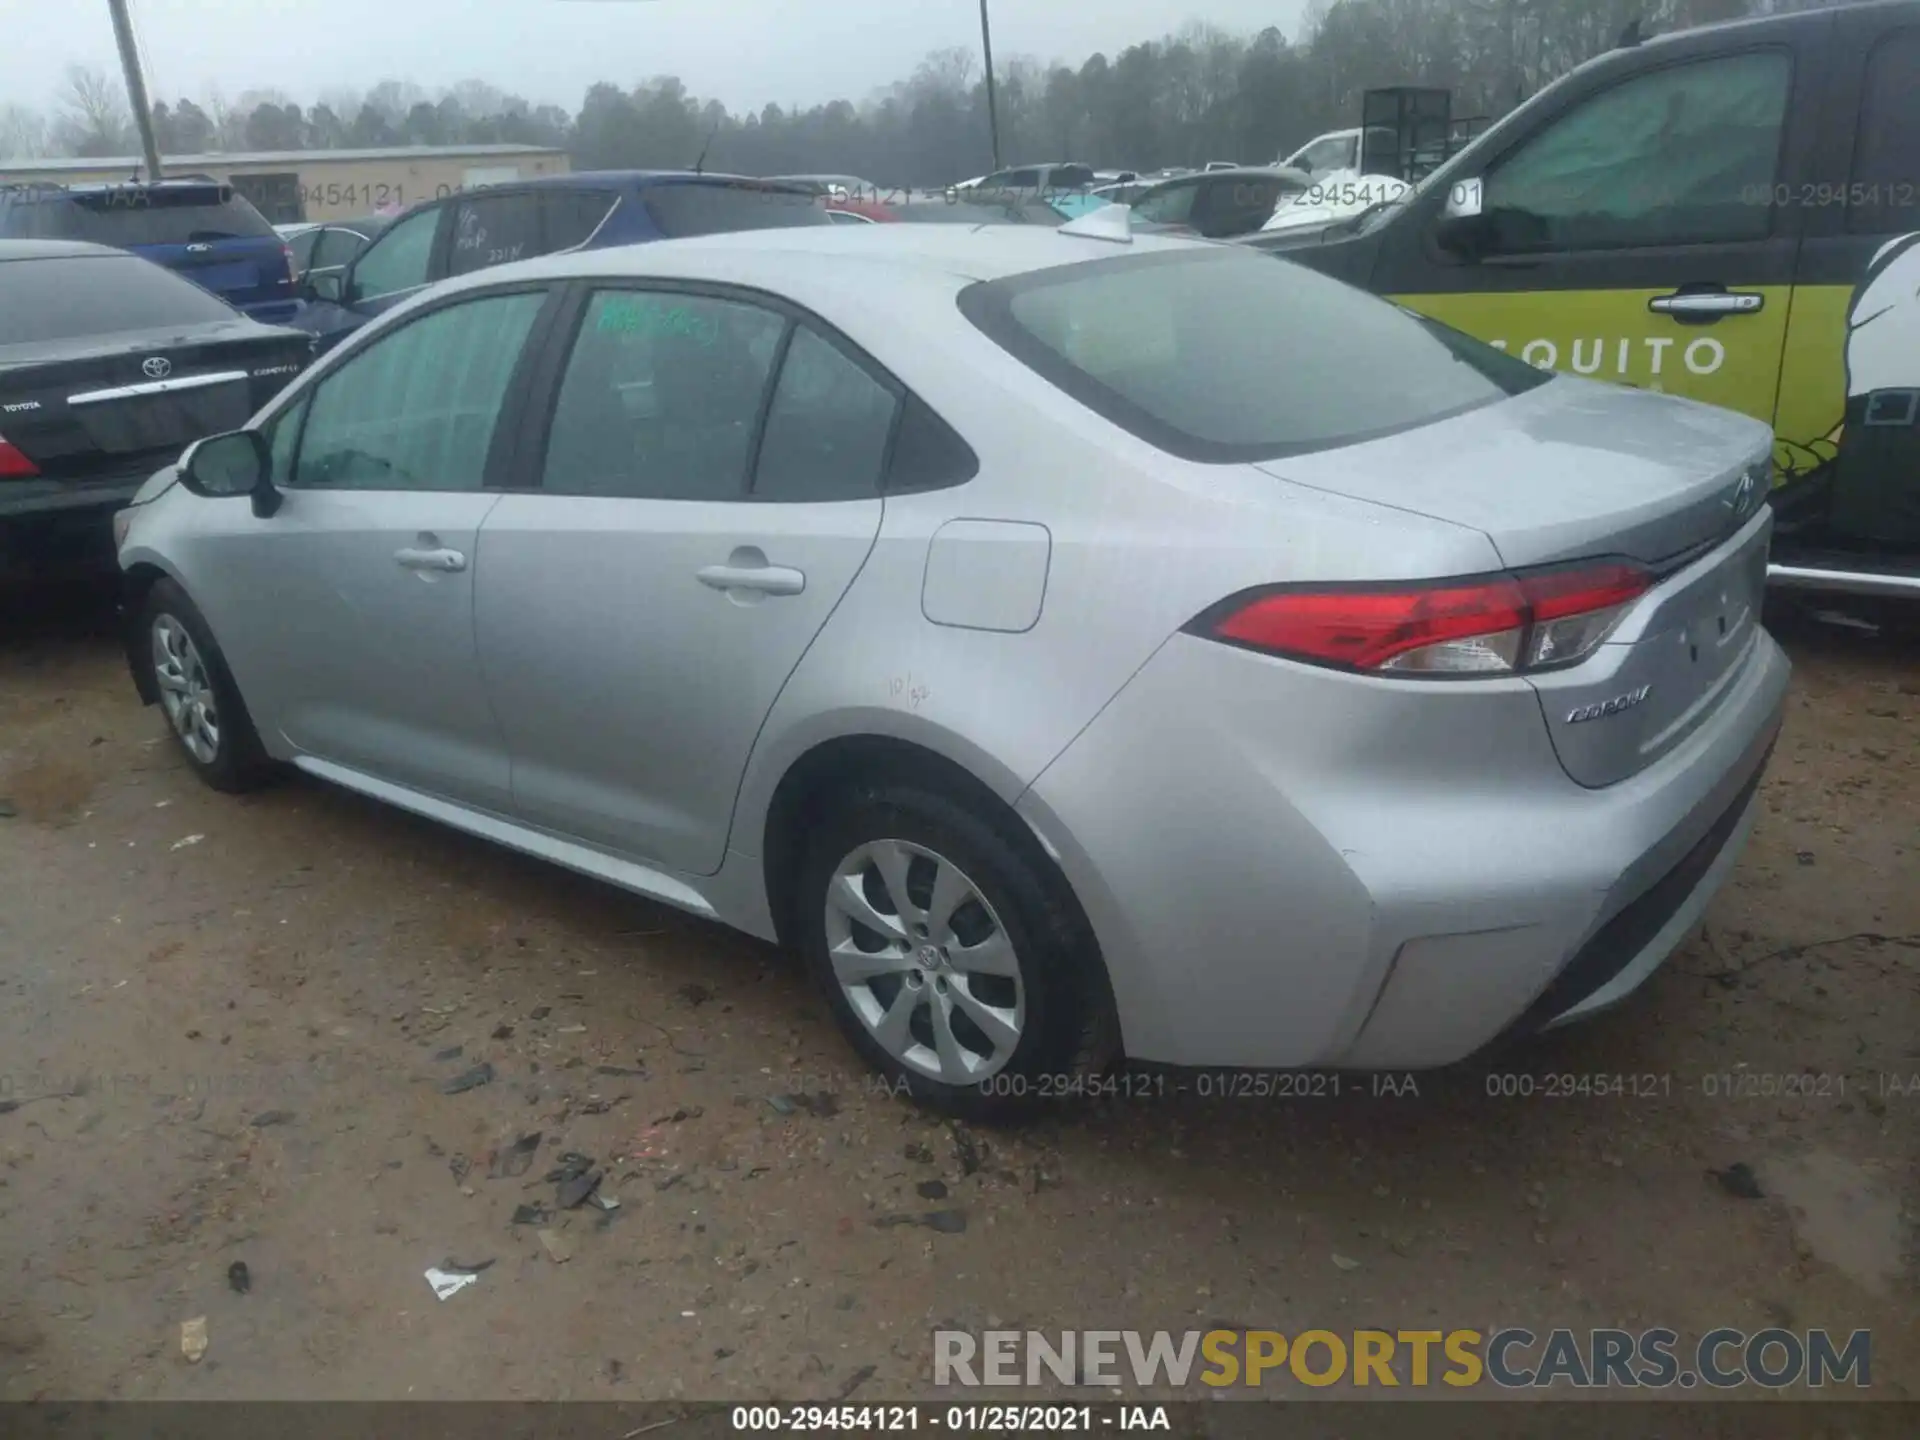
[133,236,295,314]
[0,323,308,484]
[1256,376,1778,787]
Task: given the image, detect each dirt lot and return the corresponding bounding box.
[0,583,1914,1404]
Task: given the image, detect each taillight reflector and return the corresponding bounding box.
[0,435,40,478]
[1196,561,1652,677]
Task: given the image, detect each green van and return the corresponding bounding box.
[1254,0,1920,598]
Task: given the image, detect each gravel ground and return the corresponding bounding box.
[0,584,1914,1403]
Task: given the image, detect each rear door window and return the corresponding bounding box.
[447,191,543,276]
[640,182,830,237]
[541,190,618,251]
[960,247,1550,463]
[350,205,442,301]
[752,326,899,501]
[0,253,235,345]
[1847,27,1920,235]
[1133,181,1200,225]
[1481,50,1792,252]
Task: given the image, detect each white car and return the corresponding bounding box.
[1261,170,1412,233]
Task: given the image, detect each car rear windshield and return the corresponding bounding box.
[11,185,277,246]
[957,247,1551,462]
[640,181,831,237]
[0,253,237,346]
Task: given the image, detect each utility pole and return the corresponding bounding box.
[979,0,1001,170]
[107,0,164,180]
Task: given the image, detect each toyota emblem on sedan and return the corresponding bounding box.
[142,356,172,379]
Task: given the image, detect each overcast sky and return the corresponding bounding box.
[1,0,1313,118]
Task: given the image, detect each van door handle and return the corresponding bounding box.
[395,546,467,573]
[1649,290,1764,318]
[697,563,805,596]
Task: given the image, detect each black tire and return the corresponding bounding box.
[139,578,278,794]
[796,778,1117,1123]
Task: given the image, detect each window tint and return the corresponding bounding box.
[885,394,979,492]
[541,190,617,250]
[311,226,366,272]
[1849,28,1920,235]
[0,254,234,345]
[29,186,279,245]
[1047,165,1096,190]
[350,205,440,300]
[640,182,830,237]
[291,291,544,490]
[1133,181,1200,225]
[288,229,321,272]
[752,326,898,501]
[961,248,1550,463]
[541,289,785,499]
[447,192,542,277]
[1483,50,1790,252]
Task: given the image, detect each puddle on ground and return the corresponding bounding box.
[1758,1150,1905,1296]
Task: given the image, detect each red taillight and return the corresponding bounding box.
[1198,561,1651,677]
[0,435,40,478]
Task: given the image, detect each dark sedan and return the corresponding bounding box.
[0,240,311,583]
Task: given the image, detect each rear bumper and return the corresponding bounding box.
[0,471,146,581]
[1017,624,1790,1071]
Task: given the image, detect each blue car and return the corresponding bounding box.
[296,171,831,355]
[0,178,298,323]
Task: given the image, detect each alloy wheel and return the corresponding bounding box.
[824,839,1026,1083]
[151,615,220,765]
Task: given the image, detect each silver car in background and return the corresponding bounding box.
[115,224,1788,1117]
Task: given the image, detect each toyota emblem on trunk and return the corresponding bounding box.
[142,357,172,379]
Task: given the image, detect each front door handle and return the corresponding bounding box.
[1649,290,1764,318]
[395,546,467,573]
[697,562,805,596]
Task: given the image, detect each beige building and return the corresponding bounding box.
[0,144,570,223]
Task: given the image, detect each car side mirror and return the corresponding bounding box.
[306,268,345,304]
[1434,176,1490,260]
[177,430,281,518]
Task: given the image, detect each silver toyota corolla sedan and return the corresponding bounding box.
[114,221,1789,1117]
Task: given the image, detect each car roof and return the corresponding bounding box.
[1146,166,1311,186]
[0,238,122,263]
[435,220,1209,297]
[507,170,813,193]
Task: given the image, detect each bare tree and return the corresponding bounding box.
[0,102,48,160]
[52,64,133,157]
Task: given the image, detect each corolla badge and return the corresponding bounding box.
[1566,684,1651,724]
[141,356,173,379]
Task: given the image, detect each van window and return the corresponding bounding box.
[447,191,542,276]
[1848,28,1920,235]
[1481,50,1791,252]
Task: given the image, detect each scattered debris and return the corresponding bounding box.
[439,1257,495,1275]
[767,1094,798,1116]
[557,1169,603,1210]
[581,1095,628,1115]
[557,1024,588,1035]
[440,1062,495,1095]
[801,1091,839,1117]
[537,1228,574,1264]
[836,1364,879,1401]
[170,834,206,852]
[546,1152,595,1184]
[489,1132,543,1179]
[923,1209,967,1234]
[916,1180,949,1200]
[226,1261,250,1295]
[1331,1254,1362,1271]
[1712,1163,1765,1200]
[249,1109,295,1128]
[511,1204,550,1227]
[654,1106,702,1124]
[1795,851,1817,867]
[951,1128,984,1175]
[590,1192,622,1212]
[180,1315,208,1362]
[425,1266,481,1300]
[491,1024,515,1040]
[679,983,714,1006]
[0,799,16,819]
[434,1045,465,1062]
[903,1142,934,1164]
[531,1006,552,1020]
[449,1154,472,1183]
[597,1064,647,1078]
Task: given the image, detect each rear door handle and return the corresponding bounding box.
[395,546,467,573]
[1649,290,1764,318]
[696,563,805,596]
